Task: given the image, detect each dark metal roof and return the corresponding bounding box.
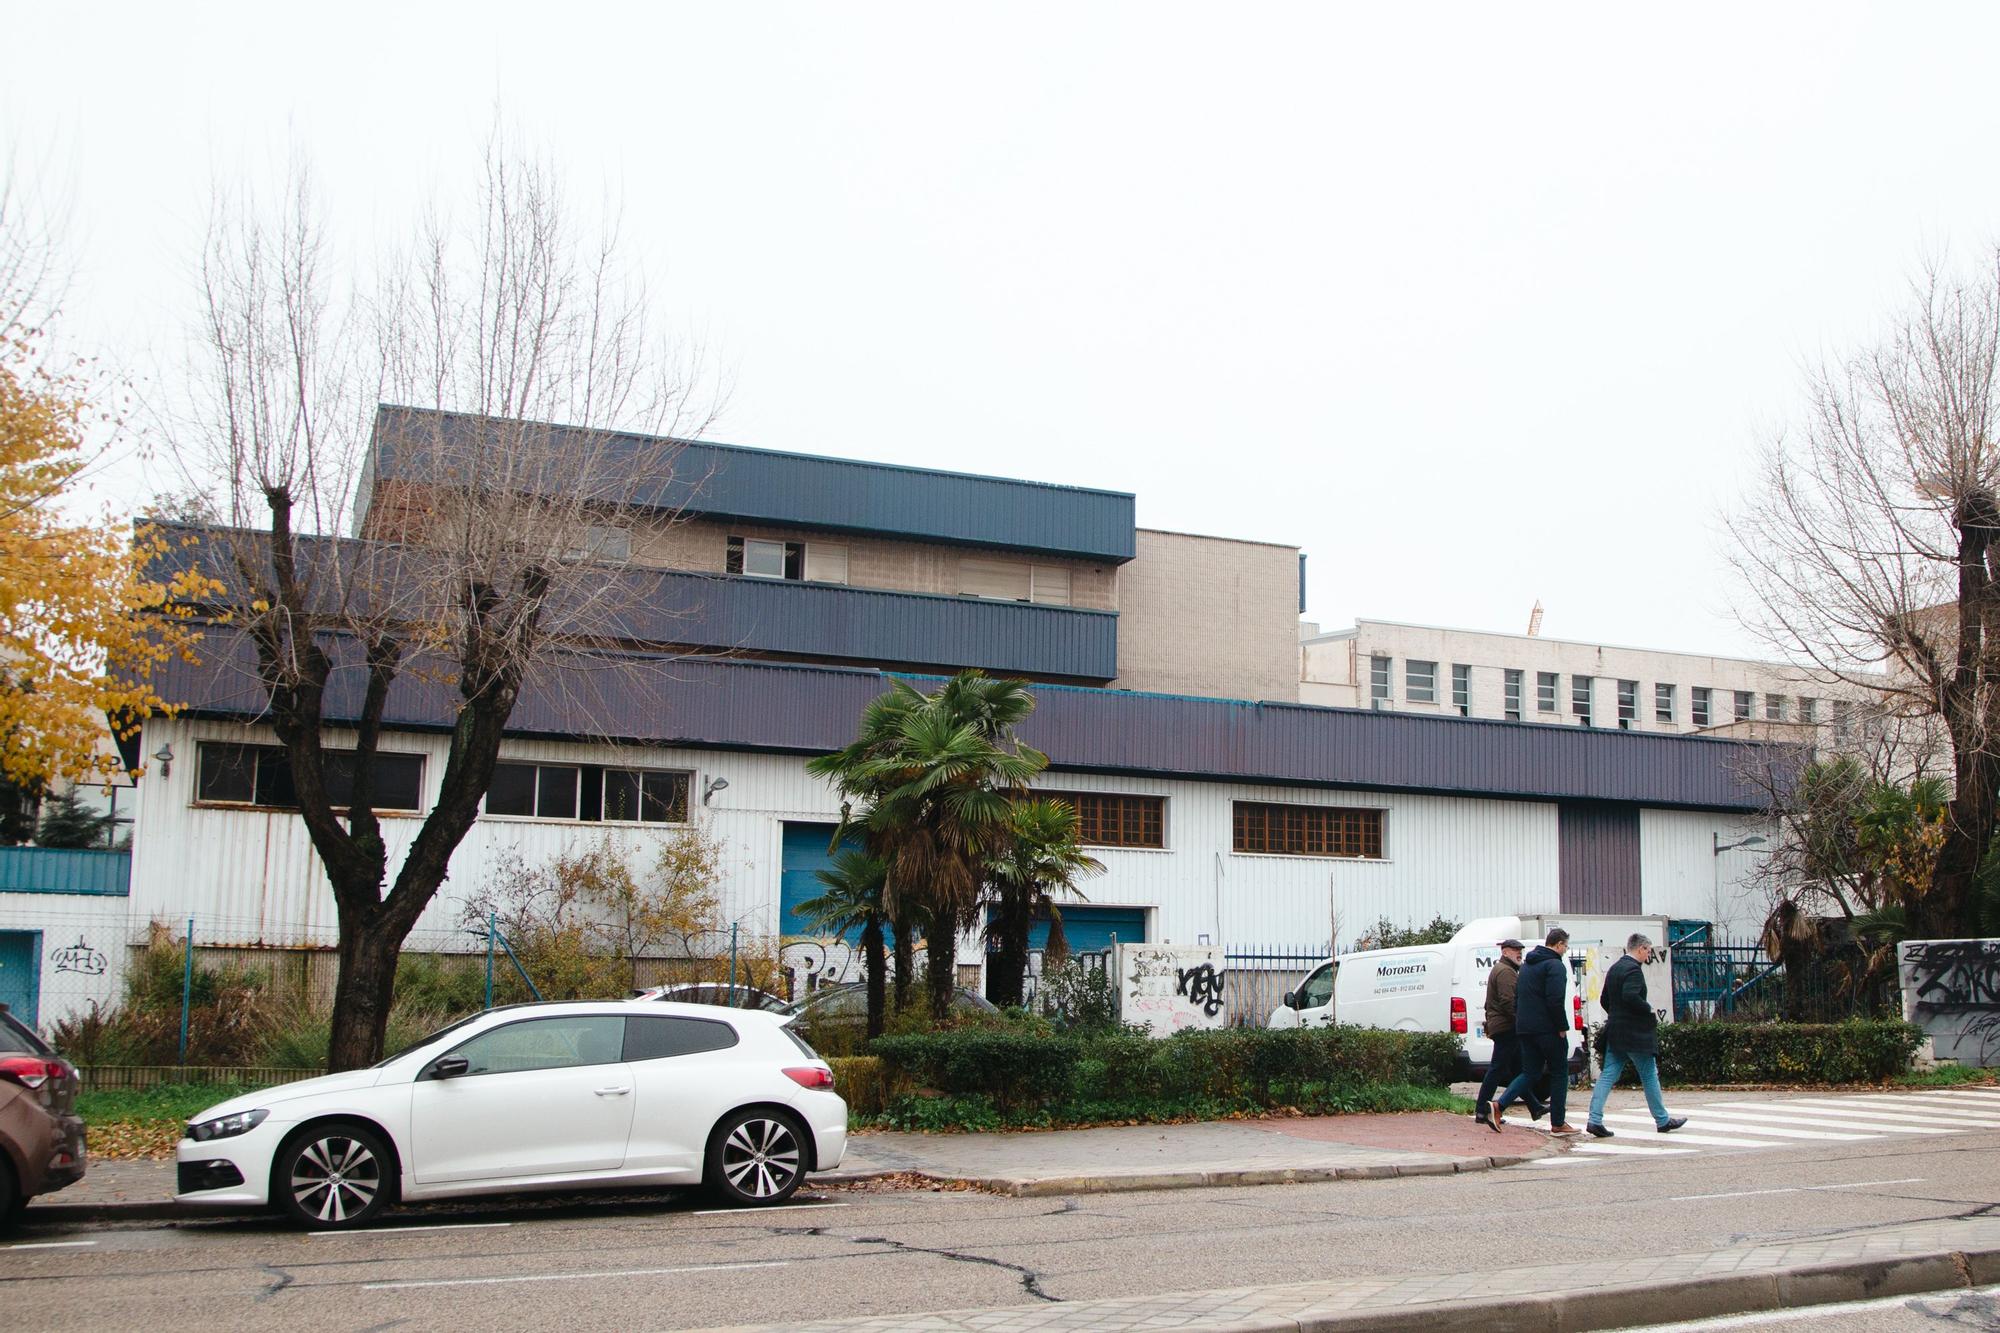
[157,634,1785,812]
[366,406,1138,563]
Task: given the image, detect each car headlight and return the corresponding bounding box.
[187,1108,269,1142]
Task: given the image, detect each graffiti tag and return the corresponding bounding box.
[1901,939,2000,1067]
[50,936,106,976]
[1176,962,1225,1018]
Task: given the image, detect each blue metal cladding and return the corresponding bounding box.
[369,407,1139,563]
[610,570,1119,680]
[159,636,1786,812]
[0,847,132,897]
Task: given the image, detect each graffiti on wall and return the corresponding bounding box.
[1900,938,2000,1067]
[50,936,106,976]
[780,936,861,996]
[1119,944,1227,1036]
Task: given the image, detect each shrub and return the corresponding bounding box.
[872,1029,1080,1109]
[1655,1019,1923,1085]
[827,1055,895,1117]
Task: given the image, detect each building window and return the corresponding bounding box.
[1537,671,1558,713]
[1833,699,1854,741]
[956,556,1069,606]
[1616,679,1638,728]
[1406,660,1437,704]
[1452,664,1471,715]
[1572,676,1593,724]
[1692,687,1712,727]
[1655,683,1676,724]
[1504,669,1524,721]
[1030,565,1071,606]
[1765,694,1786,722]
[1042,791,1166,849]
[485,762,690,824]
[803,544,849,584]
[565,525,631,563]
[1733,690,1754,723]
[196,743,424,812]
[1799,696,1819,724]
[1232,801,1383,859]
[1370,655,1391,703]
[727,536,804,580]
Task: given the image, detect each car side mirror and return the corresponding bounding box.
[1282,991,1298,1009]
[428,1055,470,1080]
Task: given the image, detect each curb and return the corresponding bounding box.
[22,1142,1562,1224]
[1277,1243,2000,1331]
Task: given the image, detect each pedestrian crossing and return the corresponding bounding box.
[1523,1088,2000,1167]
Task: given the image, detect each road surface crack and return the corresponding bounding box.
[845,1234,1059,1302]
[257,1263,295,1302]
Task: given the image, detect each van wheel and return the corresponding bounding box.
[274,1122,393,1229]
[705,1109,807,1207]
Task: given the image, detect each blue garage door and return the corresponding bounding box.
[1028,906,1146,953]
[780,822,865,938]
[0,930,41,1027]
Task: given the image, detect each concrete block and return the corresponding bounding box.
[1775,1254,1969,1307]
[1393,1162,1456,1178]
[1550,1272,1781,1330]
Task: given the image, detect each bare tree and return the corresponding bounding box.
[171,140,718,1069]
[1728,254,2000,938]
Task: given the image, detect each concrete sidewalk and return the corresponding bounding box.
[25,1110,1558,1220]
[706,1215,2000,1333]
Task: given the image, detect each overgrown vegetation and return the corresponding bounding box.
[1355,915,1460,950]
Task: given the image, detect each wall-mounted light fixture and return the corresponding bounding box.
[151,743,174,779]
[702,776,730,806]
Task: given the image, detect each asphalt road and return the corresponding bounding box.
[6,1116,1999,1331]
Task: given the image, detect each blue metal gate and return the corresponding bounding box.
[0,929,42,1026]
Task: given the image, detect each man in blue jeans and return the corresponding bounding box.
[1585,933,1686,1137]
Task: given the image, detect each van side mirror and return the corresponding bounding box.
[428,1055,470,1080]
[1282,991,1298,1009]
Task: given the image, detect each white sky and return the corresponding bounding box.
[7,2,1999,658]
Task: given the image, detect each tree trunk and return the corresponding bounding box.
[1930,764,1998,938]
[862,919,887,1040]
[986,890,1028,1010]
[890,908,915,1012]
[326,912,406,1072]
[926,926,957,1021]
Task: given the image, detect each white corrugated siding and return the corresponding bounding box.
[1638,808,1773,935]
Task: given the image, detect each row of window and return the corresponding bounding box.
[1368,657,1852,732]
[724,535,1075,606]
[190,750,1385,861]
[195,745,689,826]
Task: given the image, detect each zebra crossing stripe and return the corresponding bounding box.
[1680,1096,1944,1128]
[1741,1099,2000,1127]
[1598,1113,1863,1141]
[1825,1095,2000,1122]
[1579,1127,1782,1148]
[1572,1142,1699,1156]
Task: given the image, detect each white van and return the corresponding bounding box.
[1266,916,1585,1080]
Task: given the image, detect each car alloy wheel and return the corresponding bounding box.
[280,1126,389,1228]
[710,1111,805,1205]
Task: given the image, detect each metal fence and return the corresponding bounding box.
[1668,923,1899,1023]
[1223,944,1328,1028]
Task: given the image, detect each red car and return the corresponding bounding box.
[0,1010,85,1230]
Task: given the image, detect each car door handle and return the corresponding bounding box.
[594,1086,631,1097]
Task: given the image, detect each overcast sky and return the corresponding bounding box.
[8,2,2000,658]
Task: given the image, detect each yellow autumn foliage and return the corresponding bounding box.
[0,337,216,790]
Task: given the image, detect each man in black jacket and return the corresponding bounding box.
[1490,928,1578,1135]
[1585,934,1685,1136]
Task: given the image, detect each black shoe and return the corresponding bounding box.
[1658,1117,1686,1134]
[1586,1123,1614,1138]
[1527,1102,1549,1121]
[1474,1108,1491,1126]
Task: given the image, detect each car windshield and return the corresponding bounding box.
[372,1012,487,1068]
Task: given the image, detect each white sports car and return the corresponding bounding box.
[174,999,847,1228]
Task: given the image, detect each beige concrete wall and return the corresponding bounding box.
[625,515,1120,610]
[1113,529,1301,700]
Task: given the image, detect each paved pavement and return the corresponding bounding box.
[6,1088,1998,1331]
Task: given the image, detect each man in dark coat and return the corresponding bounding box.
[1490,928,1578,1135]
[1474,939,1546,1126]
[1585,934,1685,1136]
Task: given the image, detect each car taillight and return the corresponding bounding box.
[0,1056,58,1093]
[784,1066,835,1090]
[1574,994,1585,1032]
[1449,996,1468,1035]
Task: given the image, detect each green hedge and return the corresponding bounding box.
[827,1056,895,1117]
[869,1025,1463,1128]
[1652,1020,1923,1085]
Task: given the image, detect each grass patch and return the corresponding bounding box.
[1893,1065,1998,1088]
[78,1083,254,1160]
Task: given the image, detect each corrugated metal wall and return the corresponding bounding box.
[0,847,130,896]
[1639,808,1769,935]
[1558,802,1642,915]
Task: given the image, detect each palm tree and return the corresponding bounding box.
[808,671,1047,1020]
[793,850,891,1038]
[985,798,1104,1008]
